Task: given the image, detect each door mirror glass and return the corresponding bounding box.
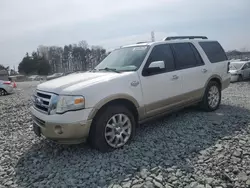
[144,61,165,75]
[148,60,165,69]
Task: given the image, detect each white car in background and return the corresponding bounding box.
[46,73,64,81]
[28,75,40,81]
[0,80,14,96]
[229,60,250,82]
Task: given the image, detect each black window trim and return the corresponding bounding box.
[189,43,205,66]
[142,44,176,77]
[170,42,205,71]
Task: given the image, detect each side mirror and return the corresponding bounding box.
[144,61,165,75]
[148,60,165,69]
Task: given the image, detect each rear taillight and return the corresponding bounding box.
[227,62,230,73]
[3,81,11,85]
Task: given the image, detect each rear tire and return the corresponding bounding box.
[89,104,136,152]
[0,89,7,96]
[200,81,221,112]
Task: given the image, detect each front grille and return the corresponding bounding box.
[33,90,52,114]
[32,115,45,127]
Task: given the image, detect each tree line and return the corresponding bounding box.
[16,42,250,76]
[18,40,108,75]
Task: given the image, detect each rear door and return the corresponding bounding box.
[170,42,208,102]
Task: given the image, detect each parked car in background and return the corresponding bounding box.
[46,73,64,81]
[31,36,230,152]
[0,80,14,96]
[229,60,250,82]
[28,75,40,81]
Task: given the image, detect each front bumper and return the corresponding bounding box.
[221,77,231,90]
[30,106,93,144]
[230,75,239,82]
[4,85,14,94]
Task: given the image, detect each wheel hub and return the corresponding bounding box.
[104,113,132,148]
[115,126,122,134]
[208,85,220,108]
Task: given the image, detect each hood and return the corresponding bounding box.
[37,71,127,94]
[229,69,239,74]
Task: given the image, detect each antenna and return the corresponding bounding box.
[151,31,155,42]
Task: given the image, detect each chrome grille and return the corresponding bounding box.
[33,90,52,114]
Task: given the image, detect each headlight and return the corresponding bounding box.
[51,95,85,114]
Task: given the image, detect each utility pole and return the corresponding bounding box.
[151,31,155,42]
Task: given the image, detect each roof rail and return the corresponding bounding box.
[136,41,149,44]
[164,36,208,41]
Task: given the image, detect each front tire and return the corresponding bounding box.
[89,105,136,152]
[237,75,243,82]
[200,81,221,112]
[0,89,7,96]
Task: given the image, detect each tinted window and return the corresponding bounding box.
[171,43,198,69]
[147,44,175,72]
[199,41,228,63]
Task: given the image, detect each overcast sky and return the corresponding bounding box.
[0,0,249,68]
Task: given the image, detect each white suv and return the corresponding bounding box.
[31,36,230,152]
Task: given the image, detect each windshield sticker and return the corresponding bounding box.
[132,46,147,51]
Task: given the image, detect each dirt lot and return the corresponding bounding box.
[1,81,250,188]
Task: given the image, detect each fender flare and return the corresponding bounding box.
[87,94,140,120]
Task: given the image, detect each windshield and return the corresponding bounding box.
[95,45,149,71]
[229,62,244,70]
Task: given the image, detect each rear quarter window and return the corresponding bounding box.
[199,41,228,63]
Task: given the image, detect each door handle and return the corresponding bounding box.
[171,75,179,80]
[202,69,207,73]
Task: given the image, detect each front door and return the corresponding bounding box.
[139,44,183,117]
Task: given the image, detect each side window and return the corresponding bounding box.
[199,41,228,63]
[146,44,175,72]
[171,43,199,70]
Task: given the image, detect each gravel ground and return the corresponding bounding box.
[1,81,250,188]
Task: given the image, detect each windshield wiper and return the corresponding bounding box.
[98,67,120,73]
[89,68,97,72]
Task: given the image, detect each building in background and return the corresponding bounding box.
[0,69,9,81]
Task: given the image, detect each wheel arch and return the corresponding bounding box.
[0,88,7,95]
[87,94,141,123]
[201,75,222,97]
[205,75,222,89]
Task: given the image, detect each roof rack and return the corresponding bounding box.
[164,36,208,41]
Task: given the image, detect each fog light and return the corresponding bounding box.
[54,125,63,135]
